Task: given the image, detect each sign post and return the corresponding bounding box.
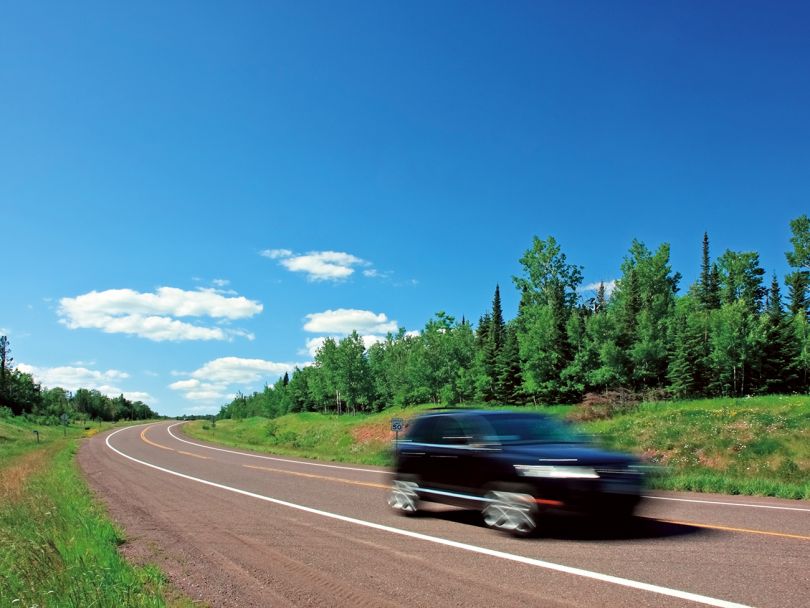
[61,413,69,437]
[32,430,39,444]
[391,417,403,458]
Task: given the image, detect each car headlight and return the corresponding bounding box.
[514,465,599,479]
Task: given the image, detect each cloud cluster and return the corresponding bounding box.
[260,249,373,281]
[17,363,154,403]
[301,308,402,357]
[303,309,398,335]
[58,287,262,342]
[169,356,302,403]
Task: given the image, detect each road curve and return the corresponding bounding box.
[78,422,810,608]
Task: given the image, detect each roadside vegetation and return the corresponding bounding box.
[0,415,188,607]
[216,216,810,421]
[185,395,810,500]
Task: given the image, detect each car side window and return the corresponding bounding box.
[405,417,435,443]
[431,416,467,445]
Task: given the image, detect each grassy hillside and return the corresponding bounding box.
[185,396,810,499]
[0,417,188,607]
[587,395,810,498]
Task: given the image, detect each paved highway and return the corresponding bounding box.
[78,422,809,608]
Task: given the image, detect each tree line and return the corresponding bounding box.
[0,336,159,424]
[215,214,809,419]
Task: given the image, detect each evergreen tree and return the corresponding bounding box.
[495,323,522,403]
[785,271,809,318]
[697,233,721,309]
[757,275,797,393]
[667,297,711,397]
[480,285,506,401]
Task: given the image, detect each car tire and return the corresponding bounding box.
[388,478,421,515]
[482,488,539,537]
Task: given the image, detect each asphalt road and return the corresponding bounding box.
[78,422,810,608]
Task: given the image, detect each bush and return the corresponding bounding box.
[0,406,12,419]
[567,389,641,422]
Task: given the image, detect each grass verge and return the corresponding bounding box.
[0,417,191,607]
[184,397,809,500]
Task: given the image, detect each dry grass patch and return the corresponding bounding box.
[0,445,55,502]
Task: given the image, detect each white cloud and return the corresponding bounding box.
[303,334,388,357]
[170,356,303,403]
[304,337,328,357]
[361,334,385,349]
[168,379,200,391]
[212,278,230,287]
[58,287,262,342]
[303,309,398,334]
[580,280,617,297]
[261,249,374,281]
[16,363,155,403]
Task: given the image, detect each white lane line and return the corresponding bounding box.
[167,423,810,514]
[165,422,381,474]
[645,496,810,513]
[106,426,750,608]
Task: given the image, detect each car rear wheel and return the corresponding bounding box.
[388,479,421,515]
[482,490,539,537]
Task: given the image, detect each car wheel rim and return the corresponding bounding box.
[482,491,536,534]
[388,480,419,512]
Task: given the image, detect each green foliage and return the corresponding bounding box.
[584,395,810,499]
[0,433,172,606]
[193,397,809,499]
[0,336,159,421]
[218,216,810,419]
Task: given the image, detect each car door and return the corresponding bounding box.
[423,414,468,491]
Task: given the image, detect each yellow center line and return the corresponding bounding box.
[178,450,210,459]
[140,427,174,451]
[243,464,388,490]
[654,518,810,541]
[140,426,209,459]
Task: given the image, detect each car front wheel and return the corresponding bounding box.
[482,490,539,537]
[388,479,421,515]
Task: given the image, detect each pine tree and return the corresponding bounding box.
[785,271,809,317]
[490,285,505,350]
[481,285,507,401]
[495,324,522,403]
[758,275,797,393]
[697,233,721,310]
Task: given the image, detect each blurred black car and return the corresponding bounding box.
[388,410,645,536]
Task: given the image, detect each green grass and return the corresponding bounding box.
[0,417,192,607]
[186,396,810,500]
[583,395,810,499]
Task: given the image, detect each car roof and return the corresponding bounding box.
[414,409,550,419]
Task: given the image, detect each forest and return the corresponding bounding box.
[0,336,159,423]
[219,215,810,420]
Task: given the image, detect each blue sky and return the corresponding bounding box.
[2,1,808,416]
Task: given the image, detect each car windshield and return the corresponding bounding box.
[479,414,584,445]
